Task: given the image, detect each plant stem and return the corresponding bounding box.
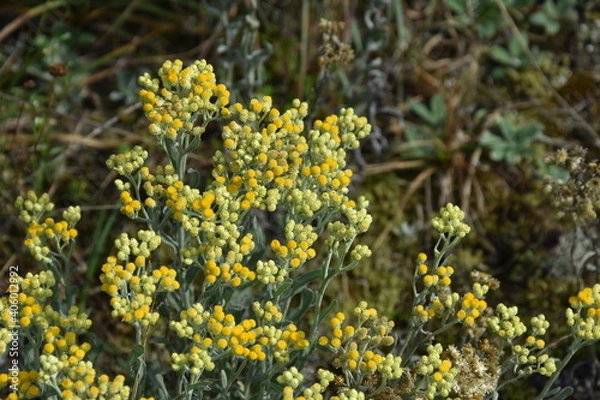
[535,340,590,399]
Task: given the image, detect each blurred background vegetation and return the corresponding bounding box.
[1,0,599,398]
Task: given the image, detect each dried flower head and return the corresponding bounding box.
[318,19,355,68]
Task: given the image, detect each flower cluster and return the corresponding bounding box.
[0,271,54,335]
[431,203,471,238]
[105,146,149,217]
[138,59,230,141]
[413,253,455,322]
[106,59,375,305]
[488,303,527,340]
[100,230,179,327]
[15,191,80,263]
[0,266,128,399]
[279,368,339,400]
[0,271,91,355]
[19,298,90,333]
[412,254,461,326]
[410,205,487,329]
[488,304,556,376]
[39,327,130,399]
[419,262,454,289]
[416,343,457,399]
[456,288,488,326]
[278,368,372,400]
[56,374,130,400]
[106,145,148,177]
[19,270,55,301]
[170,301,310,368]
[171,346,215,377]
[319,301,402,390]
[403,205,554,398]
[0,371,39,399]
[513,314,556,377]
[566,283,600,341]
[318,18,355,67]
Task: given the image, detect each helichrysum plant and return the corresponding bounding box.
[2,59,599,400]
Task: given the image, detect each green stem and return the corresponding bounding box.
[535,340,591,399]
[131,325,146,400]
[310,248,335,338]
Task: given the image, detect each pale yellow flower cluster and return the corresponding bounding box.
[318,301,402,388]
[100,230,179,327]
[0,270,128,400]
[15,191,80,263]
[567,284,600,341]
[417,343,457,399]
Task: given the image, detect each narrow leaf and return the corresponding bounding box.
[430,93,446,124]
[287,287,317,321]
[220,369,228,389]
[125,344,145,369]
[171,380,212,400]
[317,299,338,325]
[549,386,574,400]
[279,269,322,298]
[154,374,171,400]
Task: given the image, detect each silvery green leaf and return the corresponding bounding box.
[409,100,437,126]
[489,45,519,67]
